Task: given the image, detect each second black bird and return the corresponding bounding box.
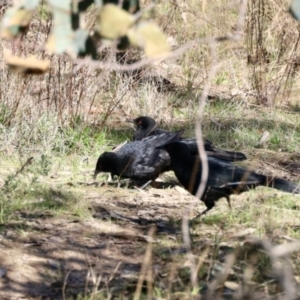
[93,131,183,185]
[128,116,247,162]
[157,141,300,217]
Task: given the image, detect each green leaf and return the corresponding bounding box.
[46,0,95,57]
[127,21,170,57]
[69,29,89,57]
[0,0,39,39]
[46,0,74,54]
[290,0,300,21]
[96,4,135,39]
[20,0,40,10]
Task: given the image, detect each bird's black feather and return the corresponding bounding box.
[94,131,183,184]
[129,116,247,162]
[157,141,300,217]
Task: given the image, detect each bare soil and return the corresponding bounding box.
[1,150,300,299]
[0,180,201,299]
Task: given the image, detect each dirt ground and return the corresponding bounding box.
[1,151,300,299]
[0,182,201,299]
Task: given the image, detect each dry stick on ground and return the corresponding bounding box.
[0,155,33,190]
[248,238,300,300]
[205,253,236,299]
[6,156,34,182]
[133,225,156,300]
[182,212,197,287]
[108,261,122,283]
[266,240,300,300]
[62,269,73,300]
[84,259,102,298]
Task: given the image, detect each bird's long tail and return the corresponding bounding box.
[263,176,300,194]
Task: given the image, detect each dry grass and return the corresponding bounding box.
[1,0,299,138]
[1,0,300,299]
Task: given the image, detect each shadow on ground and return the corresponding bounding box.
[0,184,200,299]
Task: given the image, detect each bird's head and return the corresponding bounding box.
[127,116,156,130]
[93,152,116,179]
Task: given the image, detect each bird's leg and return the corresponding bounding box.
[193,207,212,219]
[226,196,232,210]
[190,207,211,226]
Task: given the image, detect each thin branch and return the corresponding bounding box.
[194,42,218,200]
[182,212,197,287]
[74,31,247,73]
[134,225,156,300]
[181,0,248,291]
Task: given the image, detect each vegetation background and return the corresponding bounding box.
[1,0,300,299]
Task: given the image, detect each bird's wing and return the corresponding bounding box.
[130,132,182,177]
[129,145,158,177]
[207,158,261,189]
[118,140,158,178]
[142,130,180,145]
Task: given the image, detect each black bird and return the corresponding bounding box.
[93,131,183,185]
[128,116,247,162]
[157,141,300,217]
[128,116,167,141]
